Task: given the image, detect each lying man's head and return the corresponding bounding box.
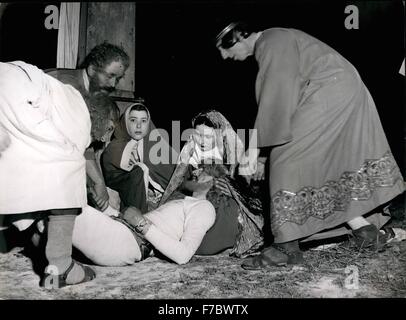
[85,92,120,145]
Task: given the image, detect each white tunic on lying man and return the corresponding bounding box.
[72,197,215,266]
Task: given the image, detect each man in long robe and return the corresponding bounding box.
[216,22,405,268]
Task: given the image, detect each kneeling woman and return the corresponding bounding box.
[101,102,175,213]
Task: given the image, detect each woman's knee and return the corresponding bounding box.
[116,168,146,192]
[128,167,145,184]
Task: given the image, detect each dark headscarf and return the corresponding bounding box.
[101,103,175,189]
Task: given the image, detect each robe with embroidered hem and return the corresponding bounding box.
[253,28,405,242]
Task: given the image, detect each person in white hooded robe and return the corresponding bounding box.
[0,61,95,288]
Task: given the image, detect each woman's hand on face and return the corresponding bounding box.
[214,178,232,197]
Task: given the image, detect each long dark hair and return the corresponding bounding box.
[192,110,218,129]
[85,92,119,149]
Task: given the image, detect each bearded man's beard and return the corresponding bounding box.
[89,76,114,94]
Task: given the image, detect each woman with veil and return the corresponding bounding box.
[160,109,265,258]
[53,110,264,266]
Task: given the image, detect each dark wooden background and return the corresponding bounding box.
[0,1,404,174]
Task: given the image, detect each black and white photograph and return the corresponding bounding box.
[0,0,405,311]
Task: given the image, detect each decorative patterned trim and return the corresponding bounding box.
[271,151,404,230]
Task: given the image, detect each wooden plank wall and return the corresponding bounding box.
[82,2,136,93]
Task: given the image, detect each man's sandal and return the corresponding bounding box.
[380,226,406,244]
[352,224,406,250]
[352,225,391,249]
[40,260,96,289]
[241,245,303,270]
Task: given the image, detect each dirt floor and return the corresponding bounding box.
[1,203,405,300]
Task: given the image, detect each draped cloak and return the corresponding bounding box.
[253,28,405,242]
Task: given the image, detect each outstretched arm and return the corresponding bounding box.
[86,156,109,211]
[123,201,216,264]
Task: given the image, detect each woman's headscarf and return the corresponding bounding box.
[102,102,151,167]
[191,109,245,169]
[160,109,245,205]
[113,102,151,142]
[102,102,175,194]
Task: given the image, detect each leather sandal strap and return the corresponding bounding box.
[259,252,281,266]
[382,227,396,240]
[61,260,76,281]
[242,255,268,269]
[75,261,96,281]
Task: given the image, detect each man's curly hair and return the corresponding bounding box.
[81,42,130,70]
